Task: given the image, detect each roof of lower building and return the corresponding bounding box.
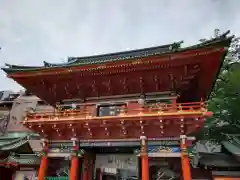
[222,134,240,156]
[0,132,40,151]
[198,152,240,167]
[0,153,40,166]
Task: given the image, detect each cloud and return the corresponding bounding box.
[0,0,240,91]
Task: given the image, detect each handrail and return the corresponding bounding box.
[25,102,208,121]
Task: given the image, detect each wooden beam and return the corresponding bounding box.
[139,76,144,93]
[91,80,98,97]
[122,77,128,94]
[154,75,160,91]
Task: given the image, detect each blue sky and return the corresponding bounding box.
[0,0,239,91]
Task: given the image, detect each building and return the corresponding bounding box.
[0,91,52,179]
[192,141,240,180]
[1,31,234,180]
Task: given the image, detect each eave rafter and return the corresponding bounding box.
[122,77,129,94]
[120,120,127,137]
[6,45,227,78]
[98,120,109,137]
[107,79,112,94]
[154,75,160,91]
[8,45,228,105]
[23,109,208,140]
[91,80,98,97]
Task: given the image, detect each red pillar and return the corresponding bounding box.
[70,156,79,180]
[70,138,80,180]
[38,139,48,180]
[180,135,191,180]
[140,136,149,180]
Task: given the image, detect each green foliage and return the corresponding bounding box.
[197,29,240,141]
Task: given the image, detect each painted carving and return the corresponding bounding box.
[135,146,180,154]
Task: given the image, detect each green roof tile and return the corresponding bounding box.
[0,153,40,165]
[222,141,240,156]
[0,132,40,151]
[198,152,240,167]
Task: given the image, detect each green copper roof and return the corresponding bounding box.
[0,132,40,151]
[222,141,240,156]
[0,153,40,165]
[198,152,240,167]
[1,31,233,74]
[221,134,240,156]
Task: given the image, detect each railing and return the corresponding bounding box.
[44,177,68,180]
[24,102,208,122]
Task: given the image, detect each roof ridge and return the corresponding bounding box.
[43,41,184,67]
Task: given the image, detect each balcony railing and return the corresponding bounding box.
[24,102,208,122]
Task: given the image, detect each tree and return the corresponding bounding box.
[196,29,240,142]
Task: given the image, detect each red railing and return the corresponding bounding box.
[24,102,207,122]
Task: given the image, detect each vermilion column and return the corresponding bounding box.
[70,155,79,180]
[140,136,149,180]
[38,139,48,180]
[180,135,191,180]
[70,138,80,180]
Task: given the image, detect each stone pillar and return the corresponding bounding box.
[38,139,48,180]
[70,138,80,180]
[180,135,191,180]
[140,136,149,180]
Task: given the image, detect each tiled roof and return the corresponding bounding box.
[0,153,40,165]
[222,134,240,156]
[222,141,240,156]
[198,152,240,167]
[0,132,40,151]
[1,31,233,74]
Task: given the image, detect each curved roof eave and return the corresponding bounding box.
[43,41,184,67]
[1,31,233,74]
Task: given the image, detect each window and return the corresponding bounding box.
[97,104,125,117]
